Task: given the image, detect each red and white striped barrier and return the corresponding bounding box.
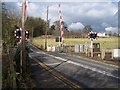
[58,4,64,44]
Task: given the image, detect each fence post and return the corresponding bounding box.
[111,49,114,59]
[101,49,105,60]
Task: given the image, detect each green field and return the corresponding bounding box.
[32,37,119,49]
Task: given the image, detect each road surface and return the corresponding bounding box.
[29,44,120,89]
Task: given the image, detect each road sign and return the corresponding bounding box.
[88,31,98,40]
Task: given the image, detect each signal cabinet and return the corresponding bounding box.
[93,43,100,52]
[55,37,61,42]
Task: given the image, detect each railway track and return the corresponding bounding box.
[30,55,82,90]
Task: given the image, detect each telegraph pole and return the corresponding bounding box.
[21,0,26,74]
[45,6,49,50]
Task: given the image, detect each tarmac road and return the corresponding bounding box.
[29,44,120,89]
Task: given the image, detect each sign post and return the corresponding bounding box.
[91,40,93,57]
[59,36,61,47]
[88,31,98,57]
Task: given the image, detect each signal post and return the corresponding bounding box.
[88,31,98,57]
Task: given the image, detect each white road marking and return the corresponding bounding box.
[30,48,46,54]
[29,54,32,58]
[46,62,61,66]
[30,48,36,52]
[61,53,119,68]
[36,52,41,54]
[47,54,67,61]
[45,54,120,80]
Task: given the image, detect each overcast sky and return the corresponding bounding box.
[3,0,119,33]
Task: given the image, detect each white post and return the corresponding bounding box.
[91,40,93,57]
[101,42,105,59]
[85,42,88,56]
[101,49,105,60]
[111,49,114,59]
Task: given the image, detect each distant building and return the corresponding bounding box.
[97,32,109,37]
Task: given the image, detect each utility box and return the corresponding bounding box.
[55,37,61,42]
[113,49,120,58]
[93,43,100,52]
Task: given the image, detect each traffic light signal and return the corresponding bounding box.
[25,30,29,41]
[14,28,29,43]
[16,30,21,37]
[56,37,61,42]
[14,29,21,38]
